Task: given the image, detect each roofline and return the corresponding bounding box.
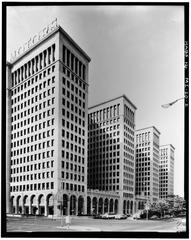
[88,94,137,110]
[160,144,175,150]
[136,126,161,135]
[9,25,91,65]
[59,26,91,62]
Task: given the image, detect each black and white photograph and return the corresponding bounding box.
[2,2,189,238]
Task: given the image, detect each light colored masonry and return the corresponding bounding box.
[88,95,137,214]
[159,144,175,199]
[135,126,160,207]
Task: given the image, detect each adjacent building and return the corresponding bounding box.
[159,144,175,199]
[88,95,137,214]
[6,21,91,216]
[135,126,160,209]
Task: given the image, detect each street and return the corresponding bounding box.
[6,216,185,232]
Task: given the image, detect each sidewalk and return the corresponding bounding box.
[56,225,101,231]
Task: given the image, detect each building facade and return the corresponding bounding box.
[159,144,175,199]
[6,23,91,216]
[135,126,160,209]
[88,95,137,214]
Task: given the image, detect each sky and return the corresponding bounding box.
[7,5,185,197]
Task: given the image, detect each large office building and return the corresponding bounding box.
[6,20,91,216]
[135,126,160,209]
[159,144,175,199]
[88,95,137,214]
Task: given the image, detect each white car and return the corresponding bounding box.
[101,213,115,219]
[115,214,127,220]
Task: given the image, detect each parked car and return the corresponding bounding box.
[115,214,127,220]
[101,213,115,219]
[150,215,159,220]
[163,214,171,219]
[93,214,102,219]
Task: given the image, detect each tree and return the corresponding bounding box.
[142,199,171,219]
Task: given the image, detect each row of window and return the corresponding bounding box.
[61,161,85,173]
[123,179,134,186]
[136,162,151,167]
[123,172,134,179]
[62,76,86,94]
[12,97,55,121]
[11,160,54,173]
[89,178,120,183]
[123,193,134,199]
[89,119,120,130]
[124,159,134,167]
[88,185,119,191]
[88,138,120,145]
[12,87,55,109]
[123,186,134,192]
[62,138,85,149]
[89,144,120,150]
[62,90,85,109]
[62,110,85,127]
[61,171,84,182]
[136,180,150,186]
[136,153,151,158]
[11,123,54,141]
[62,150,85,161]
[11,75,55,105]
[136,167,151,172]
[11,147,54,158]
[136,141,152,147]
[11,171,54,182]
[62,182,85,192]
[88,164,120,171]
[88,157,119,167]
[88,124,120,133]
[89,104,120,124]
[88,151,120,158]
[136,147,151,152]
[62,99,85,115]
[11,44,55,87]
[124,124,134,136]
[62,67,87,92]
[11,182,54,192]
[124,151,134,161]
[62,120,85,135]
[11,129,55,145]
[124,132,134,142]
[12,106,55,123]
[124,141,134,152]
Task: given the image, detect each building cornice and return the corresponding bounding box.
[136,126,161,135]
[88,94,137,111]
[160,144,175,150]
[9,25,91,65]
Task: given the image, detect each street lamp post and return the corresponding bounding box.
[161,97,184,108]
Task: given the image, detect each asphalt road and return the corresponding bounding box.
[6,216,184,232]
